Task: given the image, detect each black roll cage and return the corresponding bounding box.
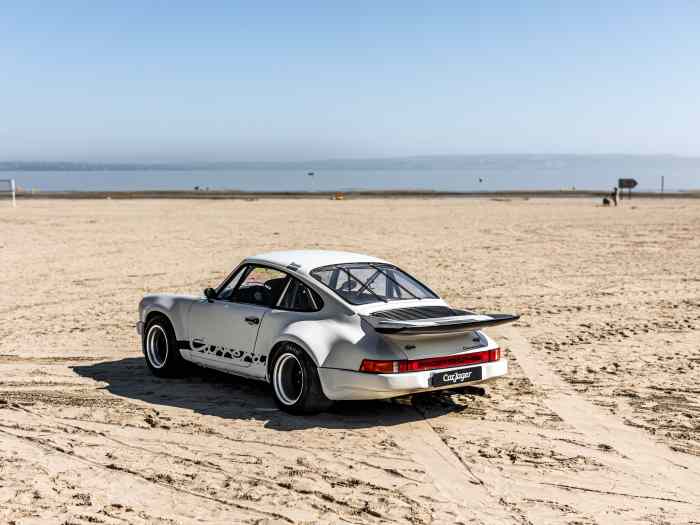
[310,262,438,305]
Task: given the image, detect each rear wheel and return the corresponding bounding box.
[143,314,187,377]
[271,344,332,414]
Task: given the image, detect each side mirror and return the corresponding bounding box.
[204,287,216,301]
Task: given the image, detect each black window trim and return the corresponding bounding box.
[213,262,324,312]
[275,278,293,308]
[276,276,324,312]
[214,263,250,298]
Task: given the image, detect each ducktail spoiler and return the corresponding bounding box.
[362,313,520,335]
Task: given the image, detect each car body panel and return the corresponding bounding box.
[318,358,508,400]
[139,293,196,343]
[137,250,517,400]
[187,299,268,370]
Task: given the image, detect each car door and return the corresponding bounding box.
[187,265,289,373]
[246,277,326,379]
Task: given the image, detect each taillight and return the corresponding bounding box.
[359,359,400,373]
[360,347,501,374]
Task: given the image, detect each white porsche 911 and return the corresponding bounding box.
[137,250,519,414]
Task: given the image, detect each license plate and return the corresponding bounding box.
[431,366,482,387]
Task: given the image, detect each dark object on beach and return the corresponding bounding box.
[618,178,637,200]
[602,197,610,206]
[611,187,619,206]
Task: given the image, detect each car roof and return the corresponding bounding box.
[245,250,390,275]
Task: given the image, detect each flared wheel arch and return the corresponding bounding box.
[266,340,319,383]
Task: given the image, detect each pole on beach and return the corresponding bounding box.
[661,176,665,194]
[1,178,16,207]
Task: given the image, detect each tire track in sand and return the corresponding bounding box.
[0,425,297,523]
[384,412,523,524]
[496,325,700,503]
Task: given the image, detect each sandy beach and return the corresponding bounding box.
[1,197,699,524]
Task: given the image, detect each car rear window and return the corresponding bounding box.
[310,263,436,305]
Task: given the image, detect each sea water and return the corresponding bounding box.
[3,155,699,192]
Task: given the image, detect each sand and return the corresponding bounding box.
[1,197,698,524]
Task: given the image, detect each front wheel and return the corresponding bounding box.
[271,344,332,414]
[143,314,187,377]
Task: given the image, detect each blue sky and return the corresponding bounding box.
[1,2,699,161]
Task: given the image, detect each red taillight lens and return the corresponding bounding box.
[399,350,494,372]
[359,359,399,373]
[359,347,501,374]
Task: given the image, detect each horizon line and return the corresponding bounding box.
[2,152,700,167]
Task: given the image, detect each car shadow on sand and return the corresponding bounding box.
[72,357,482,431]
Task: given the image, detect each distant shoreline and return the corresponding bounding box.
[5,155,699,193]
[13,189,700,200]
[4,154,700,172]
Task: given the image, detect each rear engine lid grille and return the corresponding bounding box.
[370,306,463,321]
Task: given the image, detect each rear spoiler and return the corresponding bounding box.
[362,313,520,335]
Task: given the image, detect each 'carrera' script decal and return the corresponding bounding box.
[189,339,266,365]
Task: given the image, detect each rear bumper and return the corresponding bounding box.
[318,358,507,401]
[136,321,144,336]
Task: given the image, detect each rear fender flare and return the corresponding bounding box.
[265,335,319,382]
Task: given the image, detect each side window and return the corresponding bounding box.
[230,266,289,307]
[217,266,248,301]
[278,279,323,312]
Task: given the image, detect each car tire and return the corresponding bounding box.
[142,314,187,377]
[271,343,333,415]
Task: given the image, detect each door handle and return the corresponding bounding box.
[244,316,260,325]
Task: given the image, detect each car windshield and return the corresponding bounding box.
[310,263,437,305]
